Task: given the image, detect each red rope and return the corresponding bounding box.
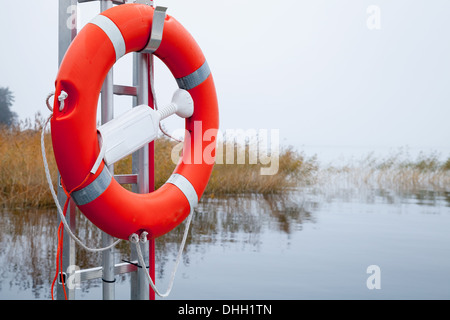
[51,173,93,300]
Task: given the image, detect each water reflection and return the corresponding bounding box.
[154,194,317,278]
[0,209,57,299]
[0,193,315,299]
[308,183,450,208]
[1,187,448,299]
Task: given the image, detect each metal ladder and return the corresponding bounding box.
[56,0,155,300]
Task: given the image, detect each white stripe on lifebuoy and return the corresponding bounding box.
[89,15,126,61]
[166,174,199,212]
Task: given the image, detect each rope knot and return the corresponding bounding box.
[58,90,69,111]
[129,233,140,244]
[140,231,149,243]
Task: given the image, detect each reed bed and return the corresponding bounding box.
[0,118,317,209]
[80,138,319,196]
[316,150,450,194]
[0,115,57,209]
[205,143,318,196]
[2,116,448,209]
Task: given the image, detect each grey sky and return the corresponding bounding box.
[1,0,449,161]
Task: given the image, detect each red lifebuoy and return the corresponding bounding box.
[51,4,219,240]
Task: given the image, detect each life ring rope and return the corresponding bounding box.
[41,115,122,253]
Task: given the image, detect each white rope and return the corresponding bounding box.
[129,208,194,298]
[41,113,121,252]
[124,54,190,298]
[90,132,106,174]
[46,90,68,112]
[58,91,68,111]
[149,56,182,143]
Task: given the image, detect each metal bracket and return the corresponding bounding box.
[122,259,149,269]
[78,0,128,4]
[133,0,154,5]
[141,6,167,54]
[57,272,67,285]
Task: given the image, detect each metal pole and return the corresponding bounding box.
[100,0,116,301]
[130,52,151,300]
[56,0,77,301]
[147,54,156,301]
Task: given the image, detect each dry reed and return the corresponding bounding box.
[106,138,318,195]
[3,116,448,210]
[0,117,317,209]
[0,114,57,209]
[316,150,450,194]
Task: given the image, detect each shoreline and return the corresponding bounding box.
[1,122,449,210]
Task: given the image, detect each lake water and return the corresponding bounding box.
[1,182,449,300]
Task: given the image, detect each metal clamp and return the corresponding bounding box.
[134,0,154,5]
[141,6,167,54]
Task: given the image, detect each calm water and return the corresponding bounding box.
[1,186,449,300]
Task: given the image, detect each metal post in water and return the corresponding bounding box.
[147,54,157,301]
[130,51,151,300]
[100,0,116,301]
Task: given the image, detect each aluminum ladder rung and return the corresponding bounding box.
[78,0,127,4]
[74,261,139,283]
[114,174,138,185]
[113,85,138,96]
[100,85,137,96]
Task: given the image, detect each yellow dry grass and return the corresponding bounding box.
[4,117,447,210]
[0,118,317,209]
[0,116,57,208]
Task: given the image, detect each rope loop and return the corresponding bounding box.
[140,231,149,243]
[129,233,140,244]
[128,209,194,298]
[40,112,121,253]
[46,92,55,112]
